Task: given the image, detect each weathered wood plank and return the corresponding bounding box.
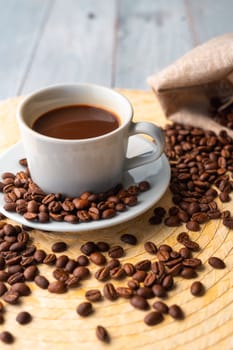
[21,0,116,94]
[186,0,233,44]
[0,0,50,99]
[114,0,194,89]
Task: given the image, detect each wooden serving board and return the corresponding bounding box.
[0,90,232,350]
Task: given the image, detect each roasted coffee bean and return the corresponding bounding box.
[76,302,93,317]
[0,282,7,296]
[144,311,163,326]
[80,241,98,256]
[64,259,78,273]
[191,281,205,296]
[7,264,23,274]
[152,284,167,298]
[56,255,69,268]
[123,263,136,276]
[34,249,46,263]
[51,241,67,253]
[162,275,174,290]
[136,287,154,299]
[43,253,56,265]
[180,267,197,279]
[167,263,183,276]
[73,266,90,279]
[127,279,140,290]
[103,283,118,301]
[96,325,110,343]
[106,258,120,270]
[130,295,149,310]
[168,304,184,319]
[95,267,110,282]
[152,301,169,314]
[110,267,126,280]
[16,311,32,325]
[0,331,14,344]
[186,221,201,231]
[182,258,202,268]
[2,291,19,304]
[108,245,124,259]
[164,216,181,227]
[138,180,150,192]
[76,254,89,266]
[148,215,163,225]
[132,270,147,282]
[23,265,38,281]
[65,276,80,288]
[85,289,102,302]
[0,271,9,282]
[177,232,190,243]
[102,209,116,219]
[7,272,25,285]
[123,196,137,206]
[89,252,106,266]
[151,262,165,277]
[53,268,69,282]
[144,241,157,254]
[181,239,200,252]
[143,272,157,287]
[120,233,138,245]
[156,251,170,263]
[48,281,67,294]
[208,256,226,269]
[11,282,31,296]
[179,247,191,259]
[96,241,110,252]
[135,259,151,271]
[34,275,49,289]
[116,287,134,298]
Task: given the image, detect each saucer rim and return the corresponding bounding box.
[0,137,170,232]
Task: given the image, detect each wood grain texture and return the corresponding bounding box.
[21,0,116,94]
[185,0,233,44]
[114,0,194,89]
[0,0,50,99]
[0,90,232,349]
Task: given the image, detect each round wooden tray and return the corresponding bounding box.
[0,90,232,349]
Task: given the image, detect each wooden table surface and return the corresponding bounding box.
[0,90,232,349]
[0,0,233,99]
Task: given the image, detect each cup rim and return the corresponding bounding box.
[16,83,134,144]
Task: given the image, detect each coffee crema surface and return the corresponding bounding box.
[32,105,120,139]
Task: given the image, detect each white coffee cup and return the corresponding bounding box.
[17,84,164,197]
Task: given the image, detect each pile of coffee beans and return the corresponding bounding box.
[149,122,233,230]
[0,217,226,344]
[0,122,230,345]
[210,96,233,130]
[0,163,150,224]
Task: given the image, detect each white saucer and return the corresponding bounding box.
[0,136,170,232]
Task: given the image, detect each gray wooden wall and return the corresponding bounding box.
[0,0,232,99]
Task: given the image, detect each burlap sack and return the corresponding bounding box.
[147,33,233,137]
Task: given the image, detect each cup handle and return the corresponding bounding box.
[124,121,165,171]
